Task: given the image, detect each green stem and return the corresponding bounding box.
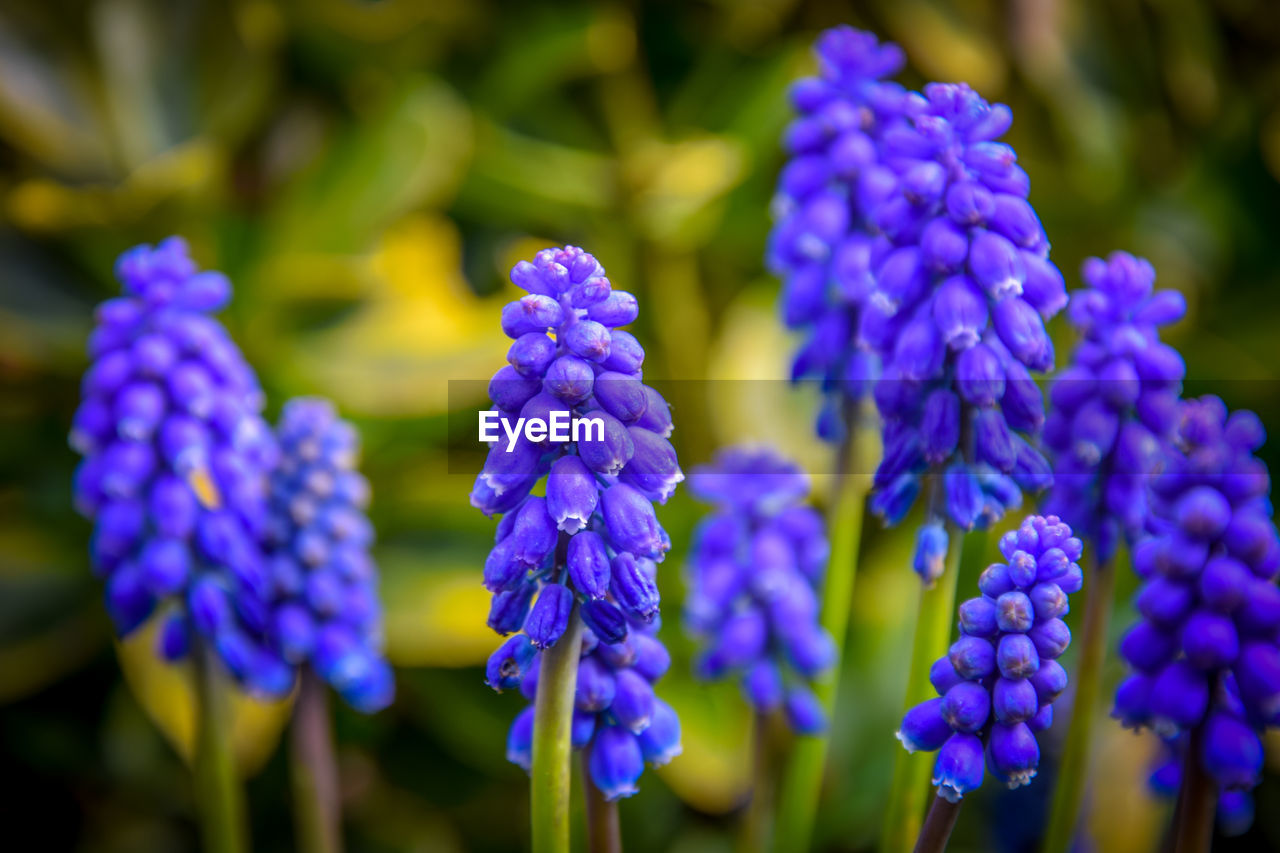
[739,712,773,853]
[881,522,966,853]
[1172,722,1215,853]
[193,640,247,853]
[912,795,962,853]
[774,413,873,853]
[290,669,342,853]
[1043,556,1114,853]
[582,750,623,853]
[531,609,585,853]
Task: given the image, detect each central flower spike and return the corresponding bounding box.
[684,446,834,733]
[477,246,682,800]
[70,237,289,696]
[861,83,1067,569]
[896,514,1083,801]
[265,397,394,713]
[1113,396,1280,794]
[768,26,909,442]
[1042,251,1186,561]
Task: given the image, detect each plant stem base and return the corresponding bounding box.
[291,669,342,853]
[194,642,246,853]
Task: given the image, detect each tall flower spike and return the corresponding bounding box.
[896,514,1083,801]
[684,447,834,733]
[266,397,393,712]
[479,246,681,799]
[1113,396,1280,794]
[71,237,289,696]
[863,83,1066,553]
[768,26,911,442]
[1043,251,1186,561]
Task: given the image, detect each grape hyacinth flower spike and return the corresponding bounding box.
[897,514,1083,852]
[870,80,1066,853]
[685,447,834,732]
[767,28,914,851]
[1112,396,1280,852]
[266,397,393,852]
[475,246,682,853]
[1041,252,1185,850]
[685,447,833,849]
[768,25,909,443]
[71,237,285,852]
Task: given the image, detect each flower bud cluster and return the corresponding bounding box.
[477,246,682,798]
[768,27,910,441]
[265,398,393,712]
[897,514,1083,801]
[865,83,1064,549]
[71,238,290,695]
[488,617,681,800]
[684,447,834,732]
[1113,396,1280,793]
[1043,252,1186,560]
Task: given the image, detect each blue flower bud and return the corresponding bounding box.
[507,332,557,378]
[955,343,1005,406]
[637,699,682,766]
[610,552,660,622]
[576,655,618,712]
[784,686,827,734]
[524,583,574,649]
[1181,610,1239,670]
[601,483,668,560]
[564,319,613,363]
[898,698,953,753]
[566,531,611,600]
[949,635,996,680]
[975,408,1017,473]
[1202,710,1264,790]
[502,295,564,337]
[1120,619,1178,673]
[509,497,558,567]
[577,409,635,475]
[593,372,648,424]
[1029,659,1068,706]
[992,677,1039,724]
[913,522,949,584]
[934,732,985,802]
[588,725,645,800]
[942,681,991,733]
[944,463,984,530]
[969,231,1025,300]
[1027,618,1070,660]
[920,390,960,464]
[632,633,672,681]
[933,276,987,350]
[507,706,535,771]
[543,355,595,404]
[581,598,627,644]
[488,585,535,635]
[612,669,656,733]
[487,633,537,691]
[988,721,1039,788]
[993,296,1053,371]
[489,365,542,412]
[997,633,1040,679]
[995,591,1034,633]
[1149,660,1209,729]
[744,659,785,711]
[546,456,599,534]
[620,427,684,504]
[587,291,639,327]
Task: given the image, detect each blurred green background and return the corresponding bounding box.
[3,0,1280,850]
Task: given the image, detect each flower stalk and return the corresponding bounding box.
[530,609,585,853]
[193,641,247,853]
[913,795,962,853]
[774,411,874,853]
[1044,554,1115,853]
[290,669,342,853]
[882,521,965,853]
[1172,723,1215,853]
[582,751,623,853]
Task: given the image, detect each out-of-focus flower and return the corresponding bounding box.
[684,446,833,733]
[1113,396,1280,793]
[896,514,1083,801]
[71,237,289,696]
[768,26,910,442]
[1043,251,1186,561]
[478,246,681,798]
[265,397,393,713]
[1148,730,1255,837]
[862,82,1065,551]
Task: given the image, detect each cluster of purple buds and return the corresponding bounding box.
[1113,396,1280,794]
[897,514,1083,801]
[1149,726,1255,837]
[265,398,393,713]
[473,246,680,648]
[70,238,290,696]
[1043,252,1186,561]
[865,83,1065,565]
[476,246,682,798]
[767,27,909,442]
[684,447,833,733]
[488,619,681,800]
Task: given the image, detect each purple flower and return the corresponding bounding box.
[1043,252,1186,561]
[864,82,1065,540]
[685,447,834,732]
[769,27,911,441]
[479,247,682,796]
[265,398,392,712]
[71,238,288,697]
[1113,396,1280,793]
[896,514,1083,799]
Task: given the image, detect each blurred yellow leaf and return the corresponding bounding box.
[381,554,494,668]
[885,2,1006,97]
[115,614,292,777]
[290,213,511,417]
[1086,725,1165,851]
[630,135,747,247]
